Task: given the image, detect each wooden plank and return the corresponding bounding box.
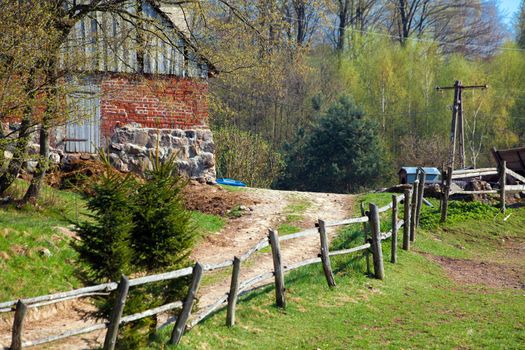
[284,257,323,270]
[450,190,498,195]
[505,168,525,183]
[416,170,426,227]
[441,167,453,223]
[360,202,371,276]
[410,179,419,242]
[506,184,525,192]
[189,293,229,329]
[279,228,318,241]
[120,301,183,324]
[10,300,27,350]
[203,260,233,272]
[226,257,241,327]
[103,275,130,350]
[268,229,286,308]
[239,237,269,262]
[500,161,506,213]
[239,271,275,292]
[170,263,204,345]
[129,266,193,287]
[0,283,118,310]
[391,195,398,264]
[369,203,384,280]
[328,243,371,257]
[403,189,411,251]
[324,216,369,227]
[451,170,498,179]
[22,323,108,348]
[318,219,336,288]
[452,167,497,174]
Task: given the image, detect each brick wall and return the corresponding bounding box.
[100,74,209,136]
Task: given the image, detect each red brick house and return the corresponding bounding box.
[56,1,216,179]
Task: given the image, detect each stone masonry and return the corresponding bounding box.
[108,123,216,180]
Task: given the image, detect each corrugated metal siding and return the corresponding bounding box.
[61,0,207,78]
[65,86,101,154]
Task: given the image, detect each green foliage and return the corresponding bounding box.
[74,168,134,282]
[214,126,285,188]
[132,158,194,272]
[279,96,388,193]
[419,200,500,230]
[74,157,197,349]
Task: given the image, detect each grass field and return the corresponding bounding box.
[149,193,525,350]
[0,180,226,302]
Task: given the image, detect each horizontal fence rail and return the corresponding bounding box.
[2,190,417,350]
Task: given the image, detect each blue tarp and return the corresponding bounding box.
[216,178,247,187]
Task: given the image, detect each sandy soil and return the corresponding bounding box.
[0,186,353,349]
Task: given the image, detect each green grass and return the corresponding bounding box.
[276,196,312,236]
[191,211,226,237]
[0,180,226,302]
[0,180,87,301]
[148,194,525,350]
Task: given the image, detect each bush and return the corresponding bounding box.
[214,126,284,188]
[419,200,500,230]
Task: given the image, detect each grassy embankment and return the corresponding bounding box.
[150,193,525,350]
[0,180,226,302]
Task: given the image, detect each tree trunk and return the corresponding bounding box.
[20,63,57,205]
[0,71,36,195]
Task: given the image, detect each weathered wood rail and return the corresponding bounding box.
[1,192,413,350]
[441,163,525,220]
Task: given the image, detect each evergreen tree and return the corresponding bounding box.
[279,96,388,193]
[74,164,135,282]
[131,157,194,272]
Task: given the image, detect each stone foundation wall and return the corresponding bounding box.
[108,124,216,180]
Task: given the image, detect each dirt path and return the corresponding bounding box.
[0,187,353,350]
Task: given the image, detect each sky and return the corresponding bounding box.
[499,0,521,24]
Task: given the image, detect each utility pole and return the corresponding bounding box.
[436,81,488,170]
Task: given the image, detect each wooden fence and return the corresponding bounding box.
[441,161,525,221]
[1,187,426,350]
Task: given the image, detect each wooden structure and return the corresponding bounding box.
[492,146,525,177]
[53,1,216,154]
[0,194,413,349]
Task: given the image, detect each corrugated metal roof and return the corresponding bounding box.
[399,167,441,175]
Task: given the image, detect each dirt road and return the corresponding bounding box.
[0,187,353,349]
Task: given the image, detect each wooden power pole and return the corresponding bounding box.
[436,81,488,170]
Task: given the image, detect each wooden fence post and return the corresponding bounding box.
[410,179,419,242]
[402,189,411,251]
[439,163,445,212]
[318,219,336,288]
[103,275,130,350]
[500,160,506,213]
[360,202,371,276]
[416,170,426,226]
[440,167,452,223]
[368,203,384,280]
[10,300,27,350]
[226,257,241,327]
[391,195,398,263]
[268,229,286,308]
[170,263,204,345]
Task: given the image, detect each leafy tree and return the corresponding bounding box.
[518,0,525,49]
[279,96,388,192]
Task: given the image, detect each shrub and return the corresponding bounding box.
[214,126,284,188]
